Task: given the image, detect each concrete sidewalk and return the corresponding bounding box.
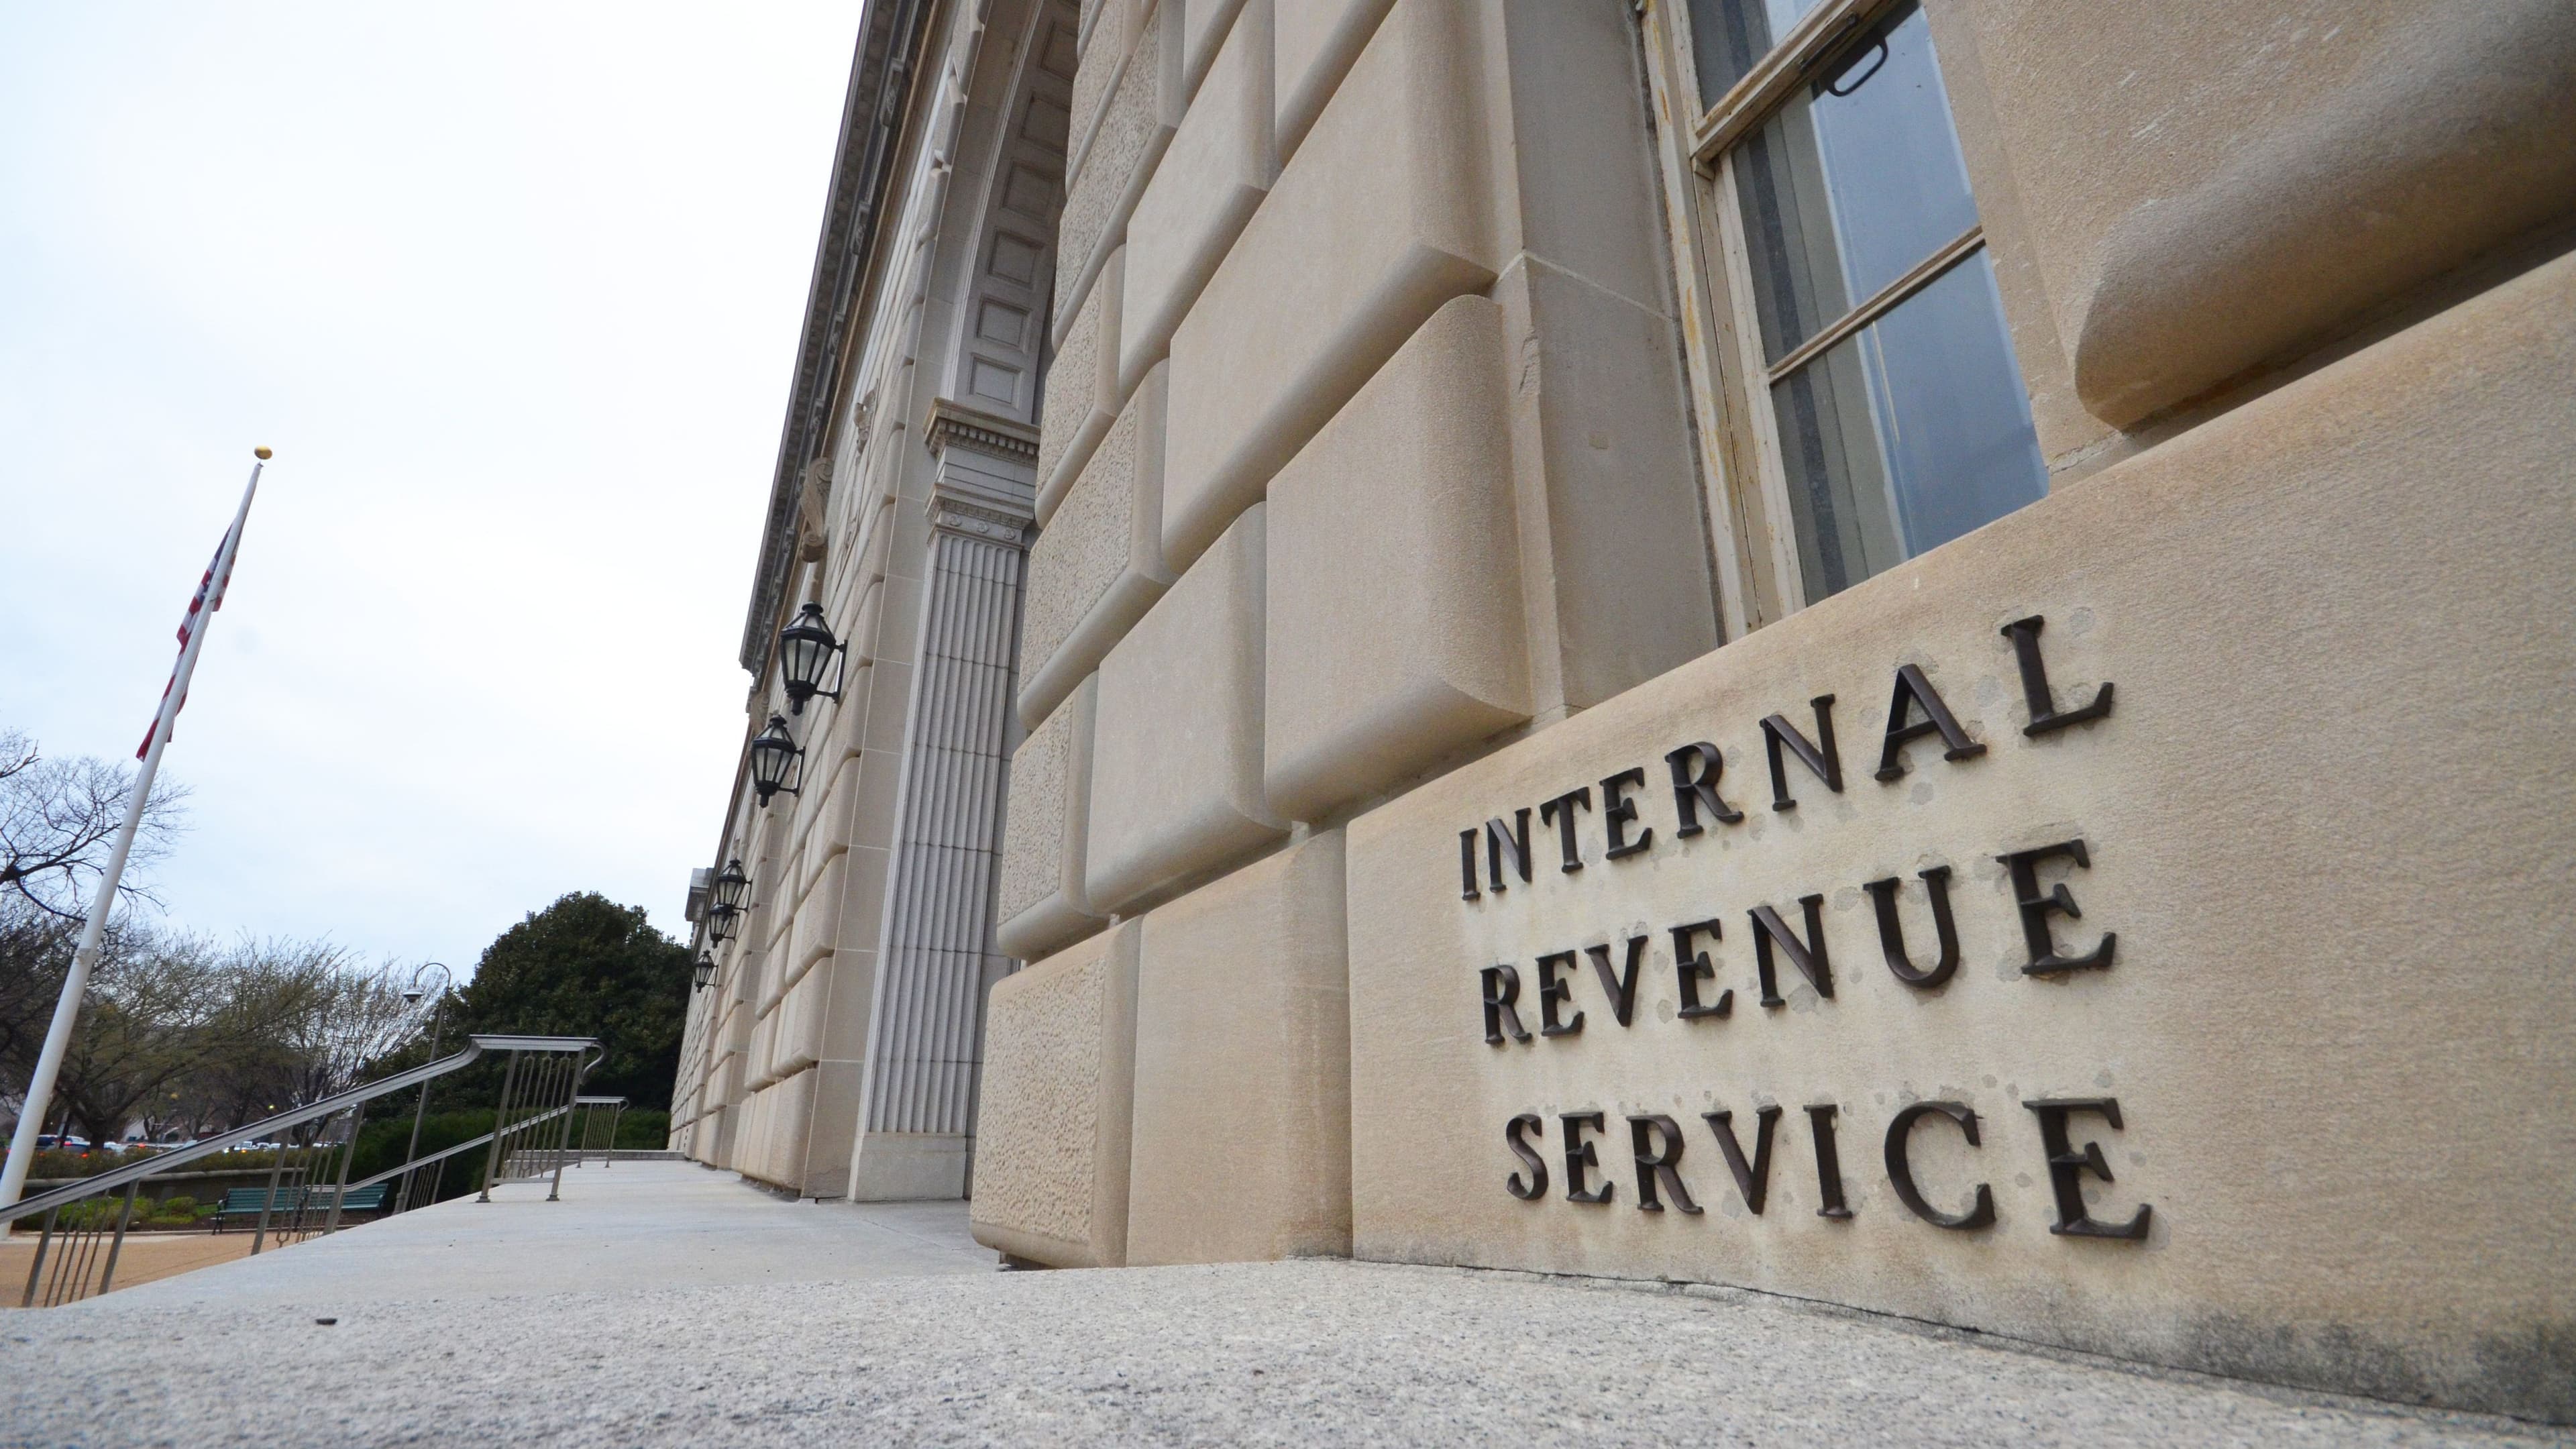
[1,1163,2561,1447]
[73,1159,993,1309]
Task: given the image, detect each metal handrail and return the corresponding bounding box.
[8,1038,476,1227]
[341,1099,572,1193]
[4,1034,598,1226]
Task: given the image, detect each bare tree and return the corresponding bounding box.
[0,729,189,920]
[41,927,235,1142]
[3,920,433,1143]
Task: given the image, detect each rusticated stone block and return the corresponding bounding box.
[1057,0,1181,346]
[1181,0,1249,99]
[1273,0,1391,164]
[1265,295,1528,822]
[1086,506,1284,912]
[970,920,1139,1268]
[1960,0,2576,427]
[1120,0,1273,391]
[1019,364,1175,731]
[1034,247,1122,525]
[1161,0,1495,573]
[995,678,1107,961]
[1128,828,1351,1265]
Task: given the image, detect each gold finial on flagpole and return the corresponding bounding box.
[254,446,273,460]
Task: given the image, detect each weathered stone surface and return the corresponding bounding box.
[971,921,1139,1268]
[1120,0,1273,391]
[1057,1,1181,345]
[1495,256,1717,712]
[1264,296,1527,823]
[995,678,1107,961]
[1960,0,2576,427]
[1161,0,1495,573]
[1344,253,2576,1422]
[1035,247,1123,525]
[1020,364,1174,731]
[1273,0,1391,164]
[1069,0,1135,182]
[1128,828,1351,1265]
[1086,505,1283,912]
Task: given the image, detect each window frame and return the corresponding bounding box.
[1644,0,2008,628]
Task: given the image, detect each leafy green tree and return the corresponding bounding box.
[455,893,685,1108]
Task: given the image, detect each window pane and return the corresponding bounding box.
[1769,250,2046,600]
[1733,1,1978,364]
[1686,0,1823,107]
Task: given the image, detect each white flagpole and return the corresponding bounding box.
[0,451,266,1222]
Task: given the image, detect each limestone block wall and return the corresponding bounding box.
[984,0,1715,1269]
[1347,253,2576,1421]
[1127,828,1350,1265]
[1017,363,1173,727]
[1085,504,1281,911]
[971,920,1139,1267]
[970,0,2573,1419]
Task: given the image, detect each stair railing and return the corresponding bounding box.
[6,1033,598,1307]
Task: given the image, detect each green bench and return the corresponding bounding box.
[211,1183,390,1231]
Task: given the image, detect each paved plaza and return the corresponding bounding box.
[1,1163,2561,1447]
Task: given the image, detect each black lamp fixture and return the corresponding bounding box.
[777,602,847,715]
[692,953,717,992]
[748,714,806,806]
[710,858,751,916]
[706,908,737,947]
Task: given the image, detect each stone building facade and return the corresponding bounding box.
[677,0,2576,1421]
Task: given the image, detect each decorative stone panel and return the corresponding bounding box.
[970,920,1140,1267]
[1128,828,1351,1265]
[1160,0,1495,573]
[1085,506,1285,913]
[1020,363,1175,731]
[1265,296,1528,822]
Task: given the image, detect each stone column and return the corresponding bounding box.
[847,400,1037,1199]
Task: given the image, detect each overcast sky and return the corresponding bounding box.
[0,5,865,976]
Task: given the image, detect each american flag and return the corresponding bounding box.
[136,517,247,760]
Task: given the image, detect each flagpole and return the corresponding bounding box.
[0,451,266,1223]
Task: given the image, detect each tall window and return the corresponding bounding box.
[1656,0,2045,615]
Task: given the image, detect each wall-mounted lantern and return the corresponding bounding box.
[692,953,716,992]
[749,714,805,806]
[710,858,751,916]
[777,603,847,716]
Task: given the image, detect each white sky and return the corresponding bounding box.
[0,5,866,976]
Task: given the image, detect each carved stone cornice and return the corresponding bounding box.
[923,396,1042,464]
[925,397,1038,548]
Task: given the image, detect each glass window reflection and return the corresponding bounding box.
[1733,1,1978,363]
[1770,252,2045,599]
